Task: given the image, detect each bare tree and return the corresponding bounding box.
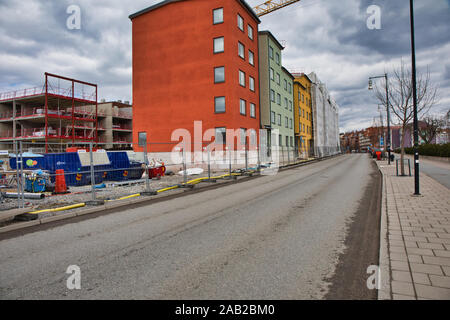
[417,115,445,144]
[375,61,439,175]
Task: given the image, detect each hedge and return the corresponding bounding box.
[394,143,450,157]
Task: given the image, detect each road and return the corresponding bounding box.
[0,154,381,300]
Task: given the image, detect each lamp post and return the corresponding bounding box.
[410,0,420,195]
[369,74,391,164]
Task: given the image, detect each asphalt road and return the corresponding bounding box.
[0,154,381,300]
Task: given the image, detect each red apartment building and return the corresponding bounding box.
[129,0,261,152]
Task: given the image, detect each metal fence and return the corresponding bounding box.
[0,140,326,216]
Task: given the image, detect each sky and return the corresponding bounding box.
[0,0,449,132]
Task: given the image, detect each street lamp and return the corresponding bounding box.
[410,0,420,195]
[369,74,391,165]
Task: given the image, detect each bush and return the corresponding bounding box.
[394,143,450,157]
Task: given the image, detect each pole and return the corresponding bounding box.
[144,143,150,193]
[19,141,24,208]
[89,142,96,201]
[183,144,187,185]
[228,147,232,178]
[410,0,420,195]
[207,147,211,180]
[245,138,248,171]
[385,74,391,165]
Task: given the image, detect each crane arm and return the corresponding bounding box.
[253,0,302,17]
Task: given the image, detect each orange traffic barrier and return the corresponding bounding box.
[55,169,68,194]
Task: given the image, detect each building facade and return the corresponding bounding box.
[130,0,261,153]
[293,73,313,157]
[308,72,340,157]
[258,31,294,152]
[96,101,133,150]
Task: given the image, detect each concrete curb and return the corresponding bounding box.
[0,154,343,235]
[377,161,392,300]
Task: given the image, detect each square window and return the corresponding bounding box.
[214,37,224,53]
[238,14,244,31]
[213,8,223,24]
[214,66,225,83]
[215,96,225,113]
[238,42,245,59]
[239,70,246,87]
[249,76,255,91]
[250,103,256,118]
[248,25,253,40]
[240,99,246,115]
[215,127,226,144]
[248,50,254,65]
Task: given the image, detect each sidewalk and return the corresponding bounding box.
[377,159,450,300]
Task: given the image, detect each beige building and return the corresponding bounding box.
[96,101,133,150]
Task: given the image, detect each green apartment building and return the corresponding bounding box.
[258,31,295,152]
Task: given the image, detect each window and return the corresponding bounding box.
[289,100,292,111]
[270,68,274,81]
[276,93,281,105]
[238,42,245,59]
[269,46,274,59]
[271,111,275,124]
[276,73,280,85]
[277,114,281,126]
[240,99,246,115]
[270,90,275,102]
[286,136,289,147]
[237,14,244,31]
[250,103,256,118]
[214,66,225,83]
[248,50,254,65]
[284,79,287,91]
[250,129,257,146]
[285,116,288,128]
[279,134,282,146]
[288,83,292,93]
[239,70,246,87]
[290,118,293,129]
[215,127,226,144]
[240,128,247,146]
[284,98,288,109]
[249,76,255,91]
[215,96,225,113]
[214,37,224,53]
[248,25,253,40]
[213,8,223,24]
[290,136,293,147]
[276,53,280,65]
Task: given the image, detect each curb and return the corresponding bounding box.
[0,154,343,235]
[377,161,392,300]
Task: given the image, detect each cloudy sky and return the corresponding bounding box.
[0,0,449,132]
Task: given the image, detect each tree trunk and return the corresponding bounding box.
[400,125,406,176]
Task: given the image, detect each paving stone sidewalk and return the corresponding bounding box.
[377,159,450,300]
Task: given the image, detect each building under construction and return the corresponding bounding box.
[0,73,98,153]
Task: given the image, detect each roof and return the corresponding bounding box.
[258,30,284,50]
[292,72,313,84]
[281,66,295,80]
[129,0,260,23]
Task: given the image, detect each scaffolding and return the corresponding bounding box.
[0,73,98,153]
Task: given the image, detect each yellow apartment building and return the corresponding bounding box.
[293,73,313,157]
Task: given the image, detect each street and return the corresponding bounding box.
[403,155,450,189]
[0,154,381,300]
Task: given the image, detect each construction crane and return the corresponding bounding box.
[253,0,302,17]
